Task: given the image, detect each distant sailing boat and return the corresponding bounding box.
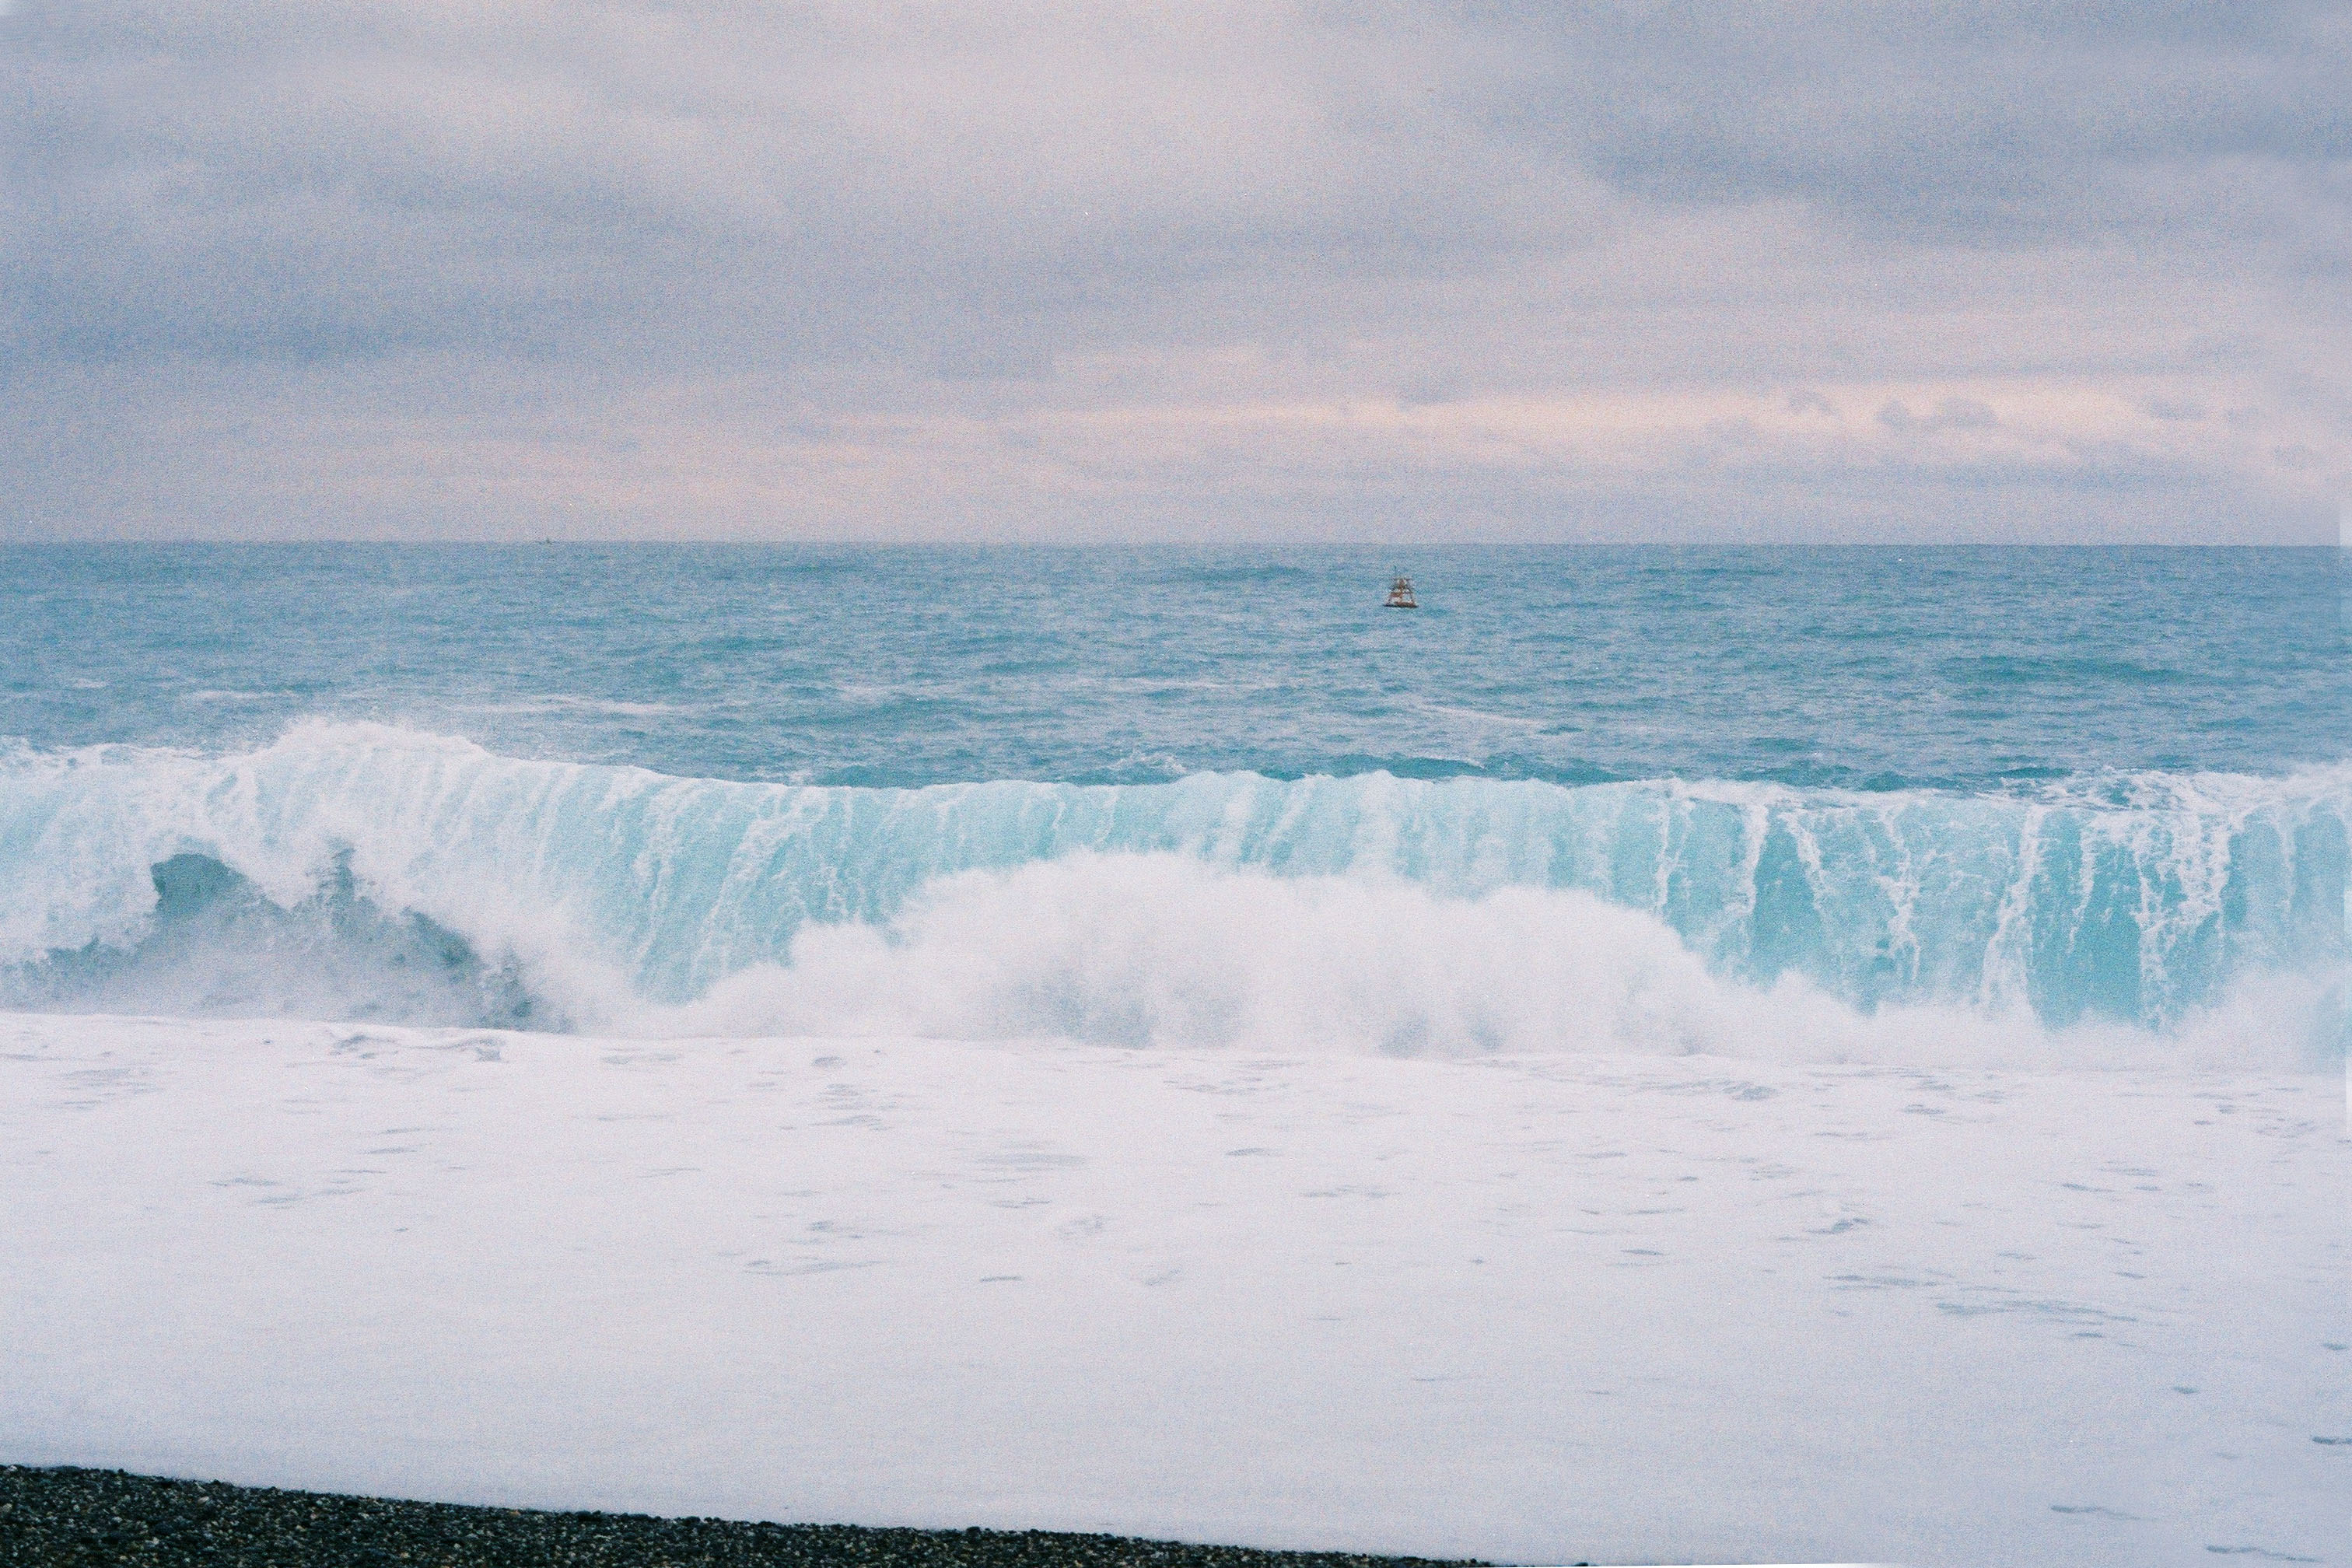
[1384,574,1419,609]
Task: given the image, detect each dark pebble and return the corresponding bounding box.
[0,1466,1490,1568]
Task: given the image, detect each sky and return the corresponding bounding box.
[2,1,2348,543]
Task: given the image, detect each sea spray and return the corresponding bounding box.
[2,723,2345,1059]
[653,852,2344,1069]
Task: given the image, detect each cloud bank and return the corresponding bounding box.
[3,1,2347,541]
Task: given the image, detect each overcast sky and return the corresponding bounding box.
[3,2,2347,541]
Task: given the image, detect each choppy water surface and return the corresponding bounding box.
[6,544,2346,788]
[2,544,2345,1055]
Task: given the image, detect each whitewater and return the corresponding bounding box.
[3,545,2348,1567]
[2,723,2347,1064]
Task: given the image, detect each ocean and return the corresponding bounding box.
[5,544,2350,1566]
[3,543,2347,1061]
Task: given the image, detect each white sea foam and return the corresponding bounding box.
[0,722,2343,1064]
[5,1011,2345,1563]
[653,852,2341,1071]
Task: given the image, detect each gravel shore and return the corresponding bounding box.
[0,1468,1493,1568]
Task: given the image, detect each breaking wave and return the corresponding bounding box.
[2,723,2344,1065]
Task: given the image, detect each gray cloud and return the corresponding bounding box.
[1,1,2344,540]
[1878,397,2000,432]
[1484,2,2352,244]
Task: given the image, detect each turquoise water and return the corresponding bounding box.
[9,544,2347,787]
[2,545,2345,1054]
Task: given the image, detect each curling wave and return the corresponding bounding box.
[0,723,2344,1062]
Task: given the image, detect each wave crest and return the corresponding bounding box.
[1,722,2344,1062]
[659,853,2344,1069]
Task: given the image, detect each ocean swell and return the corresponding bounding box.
[1,722,2344,1062]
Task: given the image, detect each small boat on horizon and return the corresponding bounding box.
[1384,574,1419,609]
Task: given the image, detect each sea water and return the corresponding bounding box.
[7,544,2352,1566]
[2,544,2346,1063]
